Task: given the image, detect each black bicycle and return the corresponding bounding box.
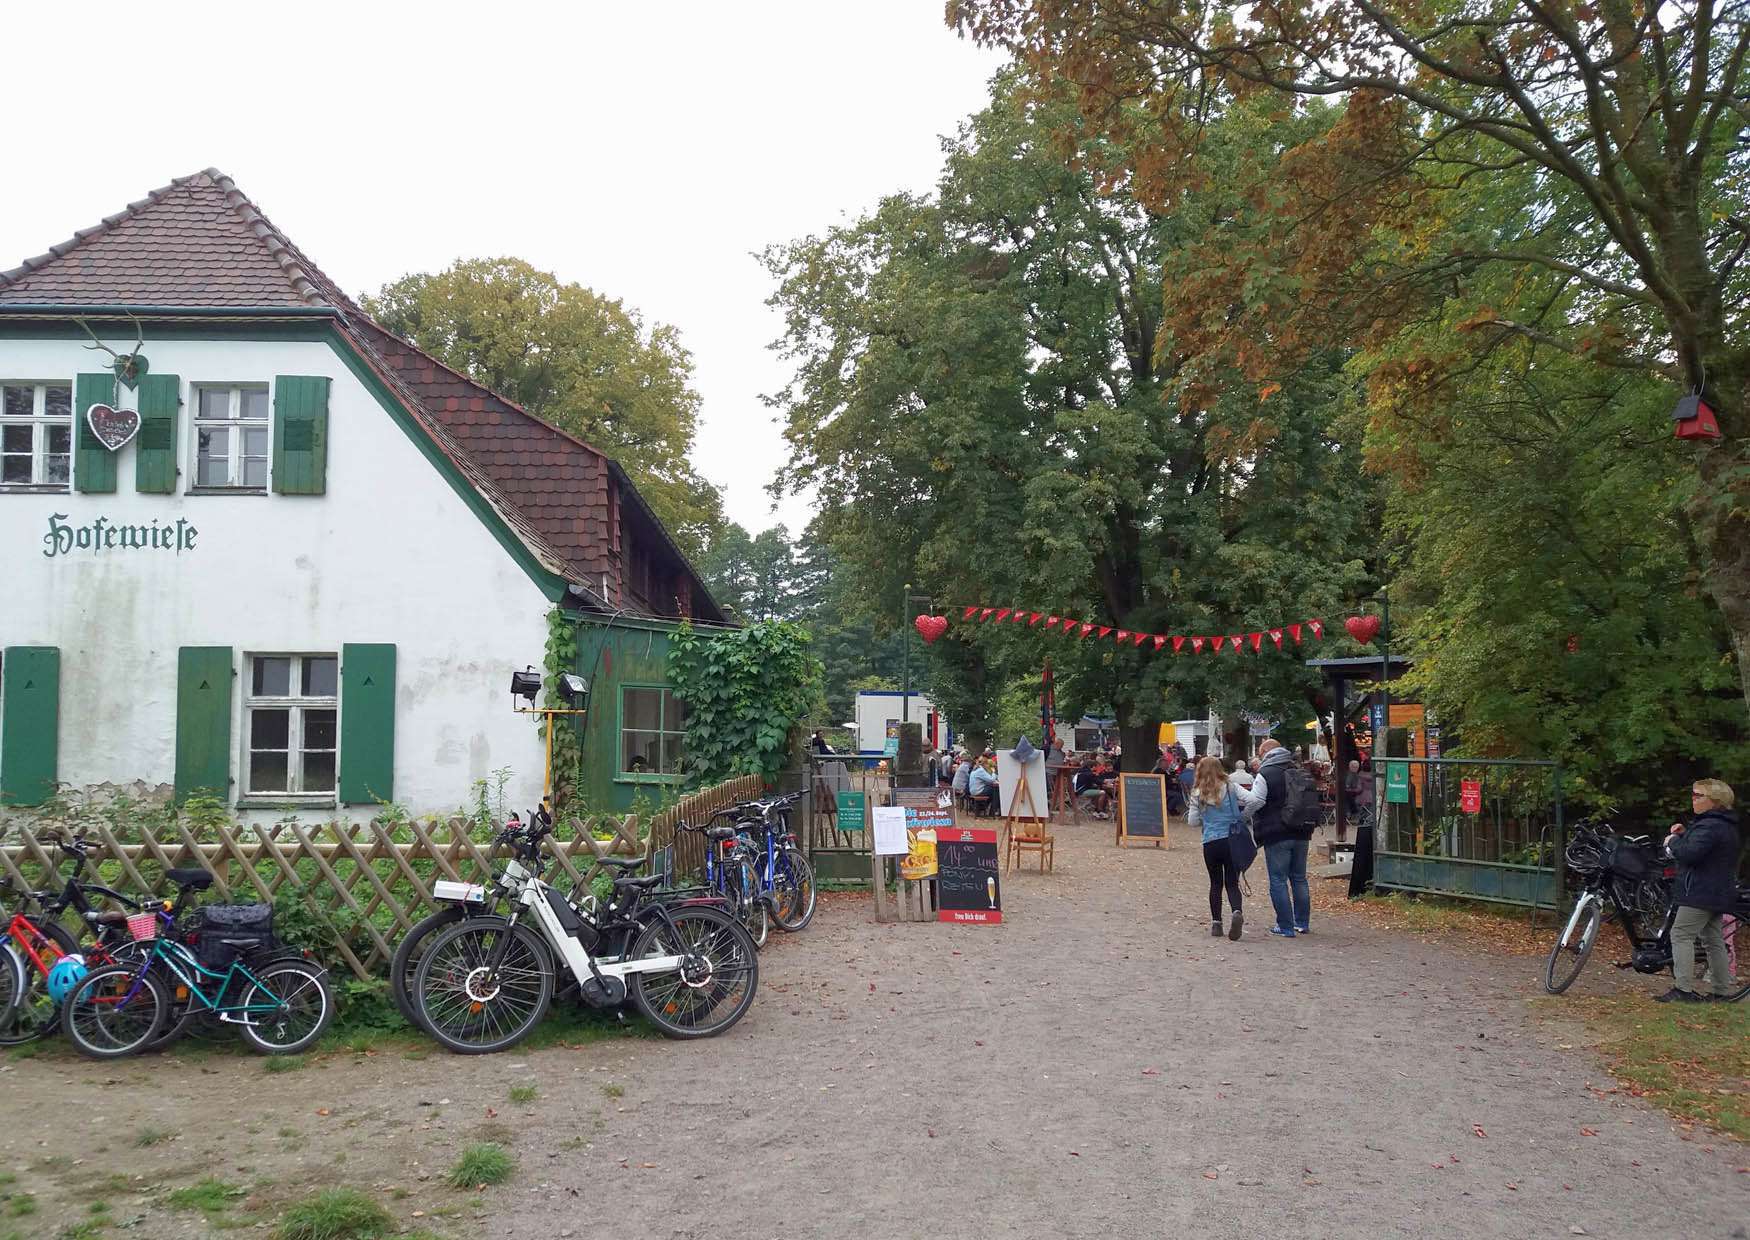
[1545,823,1749,998]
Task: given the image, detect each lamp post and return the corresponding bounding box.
[898,582,933,724]
[511,667,590,811]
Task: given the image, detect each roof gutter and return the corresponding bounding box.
[0,304,340,318]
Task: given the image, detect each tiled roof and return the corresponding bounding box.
[0,170,330,307]
[0,169,725,622]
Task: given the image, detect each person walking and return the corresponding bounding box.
[1657,779,1741,1003]
[1251,738,1317,937]
[1186,756,1262,940]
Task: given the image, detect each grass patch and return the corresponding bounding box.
[274,1188,393,1240]
[1557,994,1750,1140]
[601,1082,624,1099]
[168,1176,247,1214]
[263,1054,307,1074]
[447,1144,513,1189]
[508,1083,538,1104]
[5,1045,39,1061]
[134,1126,173,1148]
[5,1194,34,1217]
[517,1005,655,1051]
[55,1224,102,1240]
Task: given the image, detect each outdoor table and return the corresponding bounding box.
[1048,763,1076,813]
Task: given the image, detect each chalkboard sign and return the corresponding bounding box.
[935,826,1001,924]
[1116,772,1168,849]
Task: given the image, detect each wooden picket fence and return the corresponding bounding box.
[0,773,763,981]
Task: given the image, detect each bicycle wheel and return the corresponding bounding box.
[412,918,553,1054]
[0,944,24,1029]
[1545,895,1603,994]
[0,920,80,1045]
[237,960,333,1055]
[60,964,168,1059]
[391,906,470,1031]
[771,847,816,932]
[628,906,759,1039]
[733,860,768,948]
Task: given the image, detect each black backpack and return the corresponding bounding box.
[1279,766,1322,831]
[194,903,275,970]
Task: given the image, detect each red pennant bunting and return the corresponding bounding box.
[979,608,994,621]
[1096,626,1111,638]
[1249,632,1262,652]
[1309,618,1324,639]
[1172,636,1185,653]
[1288,623,1302,644]
[1028,612,1042,626]
[1013,608,1028,623]
[1046,615,1060,629]
[993,608,1012,623]
[963,606,978,620]
[1115,629,1130,643]
[1269,628,1283,649]
[1227,635,1241,653]
[1133,631,1147,646]
[1212,636,1226,652]
[1078,622,1094,638]
[1154,636,1167,651]
[1191,637,1205,653]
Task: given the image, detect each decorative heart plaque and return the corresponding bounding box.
[1345,614,1381,645]
[86,404,141,452]
[914,614,948,644]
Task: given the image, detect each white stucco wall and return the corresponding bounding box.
[0,333,555,819]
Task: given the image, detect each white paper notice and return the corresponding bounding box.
[871,805,910,855]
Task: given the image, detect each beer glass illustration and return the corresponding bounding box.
[986,876,997,908]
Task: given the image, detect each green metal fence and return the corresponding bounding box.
[1372,757,1564,910]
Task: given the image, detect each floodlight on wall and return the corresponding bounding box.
[510,667,543,707]
[557,673,589,709]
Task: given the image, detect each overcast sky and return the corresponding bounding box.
[0,1,1007,535]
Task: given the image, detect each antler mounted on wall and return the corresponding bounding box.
[76,315,149,390]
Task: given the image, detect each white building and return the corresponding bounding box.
[0,170,723,820]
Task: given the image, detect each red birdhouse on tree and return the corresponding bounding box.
[1672,392,1722,441]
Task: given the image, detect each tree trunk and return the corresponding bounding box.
[1690,366,1750,720]
[1117,720,1158,773]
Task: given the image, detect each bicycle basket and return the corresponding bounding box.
[1605,837,1655,881]
[194,903,274,969]
[126,911,159,942]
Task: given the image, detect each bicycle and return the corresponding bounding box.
[60,868,333,1058]
[411,814,758,1053]
[738,793,817,933]
[1545,824,1750,999]
[0,834,154,1045]
[681,808,772,946]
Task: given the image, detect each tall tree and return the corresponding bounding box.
[697,522,803,620]
[766,79,1376,764]
[951,0,1750,714]
[365,258,724,554]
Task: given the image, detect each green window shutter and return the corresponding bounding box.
[273,375,329,495]
[175,647,233,804]
[134,373,181,494]
[74,372,117,493]
[1,647,60,807]
[340,643,395,804]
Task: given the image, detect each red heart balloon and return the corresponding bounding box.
[1345,614,1381,645]
[914,614,948,644]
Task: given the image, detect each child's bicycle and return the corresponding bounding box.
[59,869,333,1058]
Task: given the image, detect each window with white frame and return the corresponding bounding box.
[0,382,72,489]
[193,384,270,489]
[620,685,686,777]
[245,654,338,799]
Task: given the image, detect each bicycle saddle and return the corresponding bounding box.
[89,909,129,925]
[706,824,738,842]
[595,856,644,870]
[612,873,663,890]
[166,868,214,890]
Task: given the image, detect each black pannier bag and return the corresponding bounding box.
[1605,837,1655,882]
[195,903,275,970]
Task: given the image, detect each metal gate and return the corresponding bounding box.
[796,752,891,882]
[1372,757,1564,910]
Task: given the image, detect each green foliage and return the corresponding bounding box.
[448,1144,514,1188]
[274,1188,393,1240]
[167,1177,246,1215]
[364,257,724,555]
[542,607,585,812]
[668,620,824,784]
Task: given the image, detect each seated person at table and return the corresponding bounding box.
[968,757,999,816]
[1073,757,1111,819]
[951,752,973,801]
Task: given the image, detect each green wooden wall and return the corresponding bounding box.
[569,617,686,814]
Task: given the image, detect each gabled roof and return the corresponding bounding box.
[0,169,725,622]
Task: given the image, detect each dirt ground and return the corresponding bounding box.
[2,816,1746,1240]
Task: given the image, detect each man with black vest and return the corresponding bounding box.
[1250,738,1318,937]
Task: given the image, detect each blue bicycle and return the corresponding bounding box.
[682,793,815,947]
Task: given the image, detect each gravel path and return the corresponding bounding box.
[2,816,1744,1239]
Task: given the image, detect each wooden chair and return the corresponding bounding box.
[1002,777,1055,872]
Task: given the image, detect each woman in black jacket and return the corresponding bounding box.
[1658,779,1742,1003]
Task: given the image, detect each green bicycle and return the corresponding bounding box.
[60,869,333,1059]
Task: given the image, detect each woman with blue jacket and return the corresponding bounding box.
[1186,756,1264,940]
